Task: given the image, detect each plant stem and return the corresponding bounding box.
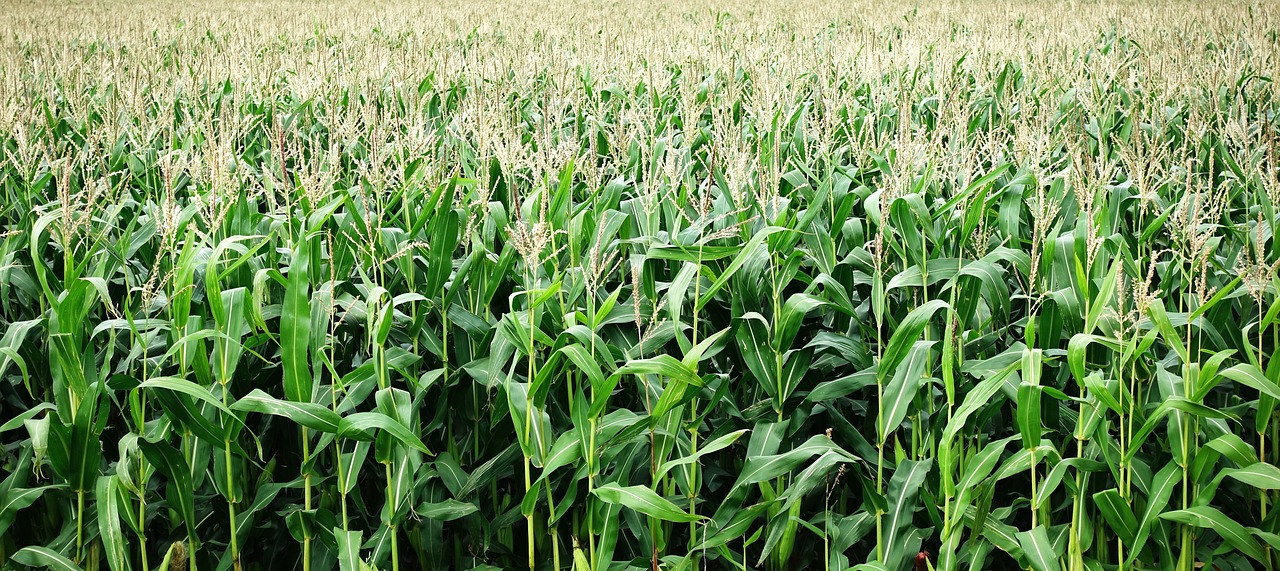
[223,386,241,571]
[226,442,240,571]
[336,442,349,530]
[526,280,538,570]
[874,260,886,563]
[385,461,400,571]
[302,427,312,571]
[76,489,85,564]
[688,246,703,557]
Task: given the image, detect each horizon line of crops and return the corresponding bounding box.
[1,1,1279,570]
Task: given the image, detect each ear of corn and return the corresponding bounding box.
[2,1,1279,570]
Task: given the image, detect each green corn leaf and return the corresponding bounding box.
[680,326,731,370]
[805,368,877,403]
[538,431,582,480]
[1092,488,1138,545]
[879,340,935,444]
[695,226,784,312]
[732,435,846,491]
[1082,373,1122,415]
[1084,255,1120,334]
[0,485,63,537]
[1066,333,1121,388]
[883,458,932,570]
[416,499,480,521]
[231,389,342,433]
[878,299,948,386]
[778,347,814,405]
[656,429,749,481]
[736,312,776,398]
[337,412,432,455]
[1016,382,1042,450]
[559,344,606,389]
[95,475,130,571]
[695,503,769,550]
[1015,526,1058,571]
[942,357,1019,443]
[774,450,848,515]
[1192,350,1237,401]
[138,439,196,539]
[1146,299,1189,364]
[774,293,826,352]
[11,546,83,571]
[0,403,54,434]
[1225,462,1280,489]
[646,244,743,263]
[1127,396,1236,461]
[667,261,699,352]
[336,528,363,571]
[0,318,41,381]
[593,483,703,523]
[615,354,702,388]
[425,209,460,295]
[1129,460,1180,564]
[137,376,237,420]
[1217,363,1280,400]
[1204,433,1260,467]
[1161,506,1266,562]
[282,237,315,403]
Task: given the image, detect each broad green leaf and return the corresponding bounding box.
[732,436,847,491]
[1015,526,1058,571]
[878,300,948,386]
[336,528,362,571]
[1161,506,1266,562]
[1129,461,1180,563]
[695,503,770,550]
[337,412,432,455]
[1218,363,1280,400]
[1146,299,1188,364]
[736,313,775,398]
[1204,433,1260,467]
[1226,462,1280,489]
[615,354,702,388]
[883,459,932,570]
[282,237,315,403]
[1016,382,1042,450]
[695,226,784,311]
[559,344,606,389]
[1092,488,1138,545]
[138,439,196,539]
[0,403,54,434]
[11,546,83,571]
[1127,397,1235,460]
[95,475,130,571]
[137,376,237,420]
[879,340,934,444]
[232,389,342,433]
[593,483,702,523]
[0,485,62,537]
[416,499,480,521]
[1066,333,1121,388]
[1084,255,1120,334]
[774,293,826,351]
[805,368,877,403]
[656,429,749,481]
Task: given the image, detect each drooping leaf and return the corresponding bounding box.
[593,483,703,523]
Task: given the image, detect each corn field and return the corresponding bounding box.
[1,0,1278,569]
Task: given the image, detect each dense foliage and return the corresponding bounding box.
[1,1,1279,570]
